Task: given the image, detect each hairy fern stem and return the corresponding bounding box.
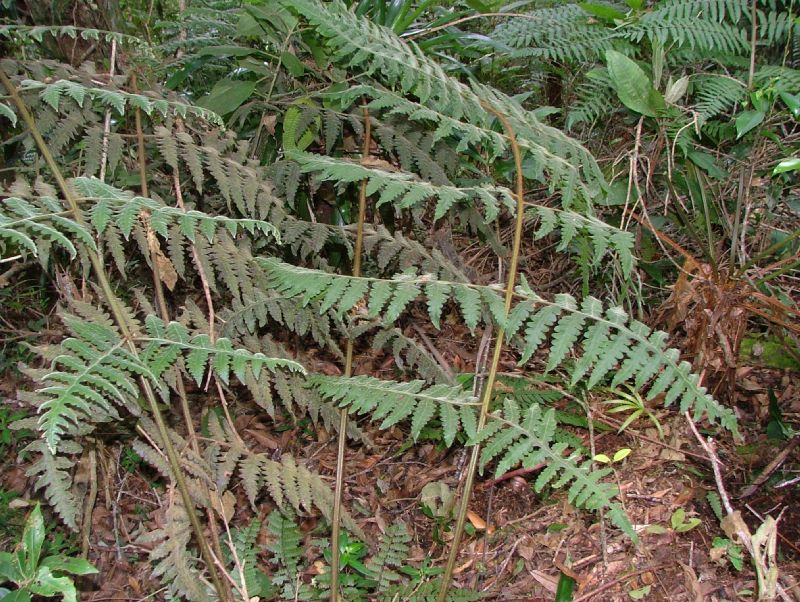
[330,104,372,600]
[437,102,526,602]
[0,67,229,602]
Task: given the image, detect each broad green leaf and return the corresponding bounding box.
[605,50,665,117]
[280,51,306,77]
[580,2,625,21]
[21,505,44,578]
[0,590,32,602]
[29,566,77,601]
[779,91,800,117]
[198,79,256,116]
[613,448,632,462]
[0,552,20,583]
[735,110,765,139]
[41,555,98,576]
[772,157,800,175]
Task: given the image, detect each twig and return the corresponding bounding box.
[572,564,670,602]
[98,39,117,182]
[738,437,799,498]
[411,323,455,380]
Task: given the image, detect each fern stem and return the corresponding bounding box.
[437,102,526,602]
[0,67,230,602]
[330,104,372,601]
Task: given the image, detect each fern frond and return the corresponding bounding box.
[21,439,81,530]
[692,74,747,122]
[0,25,145,47]
[225,519,266,598]
[239,453,363,538]
[266,510,315,600]
[281,0,606,207]
[310,374,478,445]
[75,177,280,244]
[19,79,223,126]
[0,194,94,260]
[259,257,496,330]
[140,315,304,386]
[474,399,635,538]
[366,521,411,593]
[508,283,738,432]
[139,497,215,602]
[288,150,514,222]
[34,310,153,453]
[528,206,636,277]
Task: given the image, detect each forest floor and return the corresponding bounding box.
[1,234,799,602]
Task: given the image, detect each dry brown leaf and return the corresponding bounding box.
[466,510,487,530]
[529,570,559,593]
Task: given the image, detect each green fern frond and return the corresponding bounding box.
[240,453,364,538]
[366,521,411,593]
[288,150,514,222]
[262,257,734,431]
[19,79,222,126]
[35,311,153,453]
[139,498,215,602]
[692,74,746,122]
[528,206,636,276]
[75,177,280,243]
[259,257,496,330]
[0,194,95,260]
[225,519,266,598]
[474,398,635,539]
[0,25,145,47]
[266,510,315,600]
[310,374,478,445]
[140,315,304,386]
[21,439,81,530]
[281,0,605,207]
[508,282,738,432]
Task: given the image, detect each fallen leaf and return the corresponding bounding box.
[467,510,487,530]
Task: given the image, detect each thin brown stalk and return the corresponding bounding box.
[436,101,526,602]
[330,104,372,601]
[0,67,229,602]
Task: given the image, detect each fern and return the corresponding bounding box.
[692,74,747,123]
[77,177,280,244]
[266,510,314,601]
[260,257,496,331]
[265,259,737,432]
[0,25,145,47]
[33,309,151,453]
[473,398,634,538]
[366,521,411,594]
[280,0,606,208]
[20,78,223,125]
[288,149,514,222]
[528,205,636,277]
[140,315,303,385]
[0,193,94,261]
[310,374,478,446]
[20,438,82,530]
[225,519,268,599]
[140,497,215,602]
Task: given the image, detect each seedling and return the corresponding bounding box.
[670,507,701,533]
[0,504,97,602]
[593,447,632,464]
[604,385,664,438]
